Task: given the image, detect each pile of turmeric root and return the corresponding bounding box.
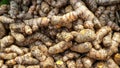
[0,0,120,68]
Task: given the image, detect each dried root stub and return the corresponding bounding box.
[87,48,109,60]
[70,42,92,53]
[5,59,16,66]
[93,26,111,49]
[76,58,84,68]
[15,32,53,46]
[0,35,14,49]
[62,52,80,62]
[10,17,50,34]
[109,32,120,55]
[73,19,84,31]
[83,20,94,29]
[0,53,17,60]
[66,60,76,68]
[103,32,112,47]
[31,46,47,62]
[48,41,72,54]
[40,57,54,68]
[9,23,26,34]
[73,29,96,43]
[11,31,25,42]
[82,57,94,68]
[0,16,14,24]
[15,53,39,65]
[51,11,78,28]
[4,45,24,55]
[57,31,73,42]
[24,17,50,31]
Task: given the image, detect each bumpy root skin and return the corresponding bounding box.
[40,57,54,68]
[31,46,47,62]
[4,45,24,55]
[0,35,14,49]
[62,52,80,62]
[15,53,39,65]
[74,29,96,43]
[48,41,72,54]
[93,26,111,49]
[51,11,78,28]
[76,58,84,68]
[82,57,94,68]
[87,48,109,60]
[103,32,112,47]
[57,31,73,42]
[24,17,50,29]
[15,32,53,46]
[11,31,25,42]
[0,16,14,23]
[70,42,92,53]
[66,60,76,68]
[5,59,16,65]
[0,53,17,60]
